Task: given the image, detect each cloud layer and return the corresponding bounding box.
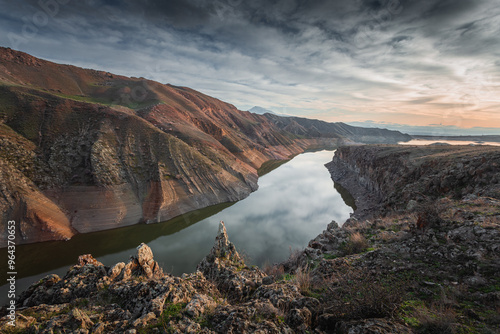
[1,0,499,128]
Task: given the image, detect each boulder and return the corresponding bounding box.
[77,254,104,267]
[124,243,164,279]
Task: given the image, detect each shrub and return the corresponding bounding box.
[263,263,285,279]
[281,247,305,272]
[342,232,369,255]
[416,307,457,334]
[322,270,405,320]
[415,202,442,230]
[400,300,457,334]
[293,266,311,294]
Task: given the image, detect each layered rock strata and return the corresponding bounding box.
[0,47,412,246]
[326,145,500,218]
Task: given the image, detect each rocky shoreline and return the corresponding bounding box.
[1,47,412,247]
[1,145,500,333]
[325,154,383,220]
[327,144,500,219]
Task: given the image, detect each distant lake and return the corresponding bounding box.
[0,150,355,305]
[400,139,500,146]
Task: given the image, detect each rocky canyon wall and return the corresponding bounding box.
[326,145,500,218]
[0,47,407,246]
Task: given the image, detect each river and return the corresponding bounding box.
[0,150,355,305]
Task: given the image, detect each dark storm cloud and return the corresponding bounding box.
[0,0,498,127]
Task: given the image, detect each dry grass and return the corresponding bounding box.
[281,247,305,272]
[401,300,458,334]
[288,247,303,263]
[375,230,399,242]
[416,305,457,334]
[342,232,369,255]
[321,270,405,320]
[293,266,311,294]
[415,202,443,230]
[482,215,500,227]
[263,263,285,278]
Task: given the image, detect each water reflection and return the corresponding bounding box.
[334,182,357,210]
[0,150,354,305]
[0,203,233,281]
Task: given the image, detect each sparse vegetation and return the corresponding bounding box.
[263,262,285,280]
[416,202,443,230]
[320,270,406,321]
[341,231,369,255]
[293,266,312,294]
[400,299,458,334]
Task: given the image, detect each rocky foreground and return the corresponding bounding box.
[1,145,500,333]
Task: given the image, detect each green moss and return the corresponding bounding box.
[473,284,500,294]
[137,303,186,334]
[323,254,337,260]
[398,300,427,328]
[197,313,214,329]
[304,290,323,299]
[162,303,185,322]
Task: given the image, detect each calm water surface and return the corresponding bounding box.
[0,150,354,305]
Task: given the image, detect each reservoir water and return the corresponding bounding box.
[0,150,355,305]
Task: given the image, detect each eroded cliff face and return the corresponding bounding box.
[0,48,412,246]
[0,94,322,246]
[326,145,500,217]
[0,48,348,246]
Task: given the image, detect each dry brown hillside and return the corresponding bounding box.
[0,47,410,246]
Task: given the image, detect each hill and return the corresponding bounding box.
[0,47,409,246]
[248,106,277,115]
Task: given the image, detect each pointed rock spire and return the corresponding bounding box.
[213,221,241,261]
[197,221,244,277]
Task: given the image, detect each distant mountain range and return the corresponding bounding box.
[348,121,500,137]
[0,47,411,245]
[249,106,277,115]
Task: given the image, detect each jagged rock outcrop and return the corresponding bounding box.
[2,192,499,333]
[277,194,500,333]
[197,221,245,277]
[0,222,322,333]
[197,222,267,301]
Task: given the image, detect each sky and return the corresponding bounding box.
[0,0,499,134]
